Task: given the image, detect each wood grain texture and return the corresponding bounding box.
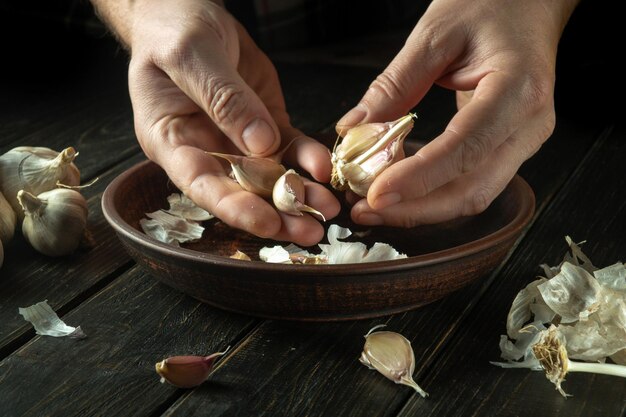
[398,125,626,417]
[0,266,257,417]
[0,152,145,354]
[156,117,603,416]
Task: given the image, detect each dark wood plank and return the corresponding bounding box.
[0,152,145,355]
[397,125,626,417]
[0,266,258,417]
[159,115,602,416]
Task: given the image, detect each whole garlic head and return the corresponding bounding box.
[18,188,88,257]
[0,146,81,220]
[0,191,16,244]
[331,114,415,197]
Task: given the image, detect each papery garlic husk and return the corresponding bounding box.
[0,146,80,220]
[207,152,286,198]
[18,188,88,257]
[0,190,16,244]
[155,348,229,388]
[359,325,428,397]
[331,114,415,197]
[272,169,325,220]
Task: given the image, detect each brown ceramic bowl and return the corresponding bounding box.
[102,151,534,321]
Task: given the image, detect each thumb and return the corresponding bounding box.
[338,23,462,127]
[161,22,280,156]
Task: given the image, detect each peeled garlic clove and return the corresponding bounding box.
[0,146,81,220]
[18,188,88,257]
[272,169,325,220]
[331,114,415,196]
[0,191,16,244]
[155,349,229,388]
[207,152,286,198]
[359,325,428,397]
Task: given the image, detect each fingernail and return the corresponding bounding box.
[357,212,383,225]
[338,104,367,128]
[374,192,401,209]
[242,118,277,155]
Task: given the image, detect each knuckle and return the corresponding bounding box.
[464,186,494,216]
[457,133,490,173]
[205,78,248,125]
[368,69,408,103]
[520,72,554,115]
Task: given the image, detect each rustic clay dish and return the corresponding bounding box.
[102,151,534,321]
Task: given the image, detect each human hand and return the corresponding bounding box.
[124,0,339,245]
[337,0,579,227]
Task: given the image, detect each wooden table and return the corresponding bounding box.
[1,34,624,417]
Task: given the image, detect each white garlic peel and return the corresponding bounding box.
[0,146,80,220]
[140,210,204,246]
[0,190,16,244]
[18,300,86,338]
[18,188,88,257]
[359,325,428,397]
[331,114,415,197]
[272,169,325,220]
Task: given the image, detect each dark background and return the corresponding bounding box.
[0,0,621,125]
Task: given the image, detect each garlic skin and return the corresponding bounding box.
[0,146,80,220]
[0,191,16,244]
[332,114,415,197]
[18,188,88,257]
[207,152,286,198]
[155,349,228,388]
[272,169,325,220]
[359,325,428,397]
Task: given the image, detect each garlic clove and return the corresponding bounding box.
[155,348,229,388]
[331,114,415,196]
[0,191,16,244]
[272,169,325,220]
[18,188,88,257]
[0,146,81,220]
[207,152,286,198]
[359,325,428,397]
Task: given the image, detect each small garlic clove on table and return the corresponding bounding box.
[359,325,428,397]
[155,348,229,388]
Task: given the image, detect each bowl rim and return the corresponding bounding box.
[102,159,535,275]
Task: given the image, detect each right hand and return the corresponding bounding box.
[126,0,339,245]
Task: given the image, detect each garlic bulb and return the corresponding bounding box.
[0,146,80,220]
[331,114,415,196]
[0,190,16,244]
[359,325,428,397]
[18,188,88,257]
[272,169,325,220]
[207,152,286,198]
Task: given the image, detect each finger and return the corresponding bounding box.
[302,179,341,221]
[279,132,333,183]
[352,112,552,226]
[337,19,465,127]
[153,16,281,157]
[367,70,550,210]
